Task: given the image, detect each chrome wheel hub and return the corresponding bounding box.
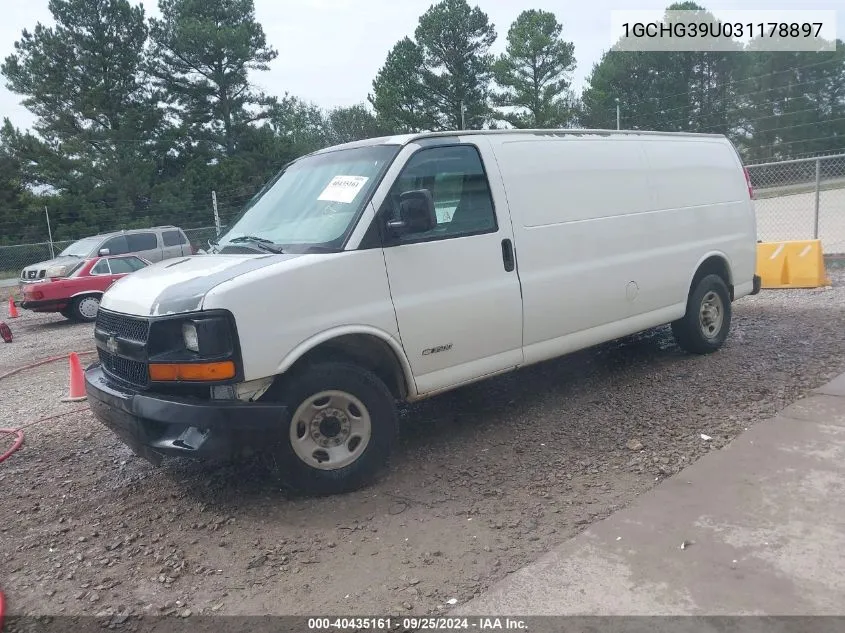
[290,390,372,471]
[699,291,724,339]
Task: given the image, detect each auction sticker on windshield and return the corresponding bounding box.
[318,175,370,204]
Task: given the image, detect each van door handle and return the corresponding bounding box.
[501,238,515,272]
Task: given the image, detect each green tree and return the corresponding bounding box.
[369,37,435,133]
[415,0,497,129]
[735,43,845,161]
[270,94,330,154]
[323,104,392,145]
[1,0,159,224]
[148,0,278,157]
[492,10,576,128]
[581,3,741,133]
[0,121,33,244]
[371,0,496,131]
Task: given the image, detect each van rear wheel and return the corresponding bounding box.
[672,274,732,355]
[275,361,398,495]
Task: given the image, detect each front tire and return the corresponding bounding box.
[671,274,732,354]
[70,295,100,322]
[275,361,398,495]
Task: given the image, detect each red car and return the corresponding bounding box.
[20,255,150,322]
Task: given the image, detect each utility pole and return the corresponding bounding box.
[211,191,221,237]
[45,207,55,258]
[460,101,466,130]
[616,98,621,130]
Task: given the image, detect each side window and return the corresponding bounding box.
[128,256,149,271]
[126,232,158,252]
[108,257,145,274]
[91,259,110,275]
[383,145,497,244]
[162,230,186,247]
[100,236,128,255]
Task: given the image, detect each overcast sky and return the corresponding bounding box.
[1,0,842,131]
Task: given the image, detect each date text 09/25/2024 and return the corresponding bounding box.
[307,617,528,631]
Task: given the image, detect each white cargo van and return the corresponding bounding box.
[85,129,760,494]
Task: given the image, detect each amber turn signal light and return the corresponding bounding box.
[149,361,236,382]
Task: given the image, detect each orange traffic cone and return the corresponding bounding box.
[61,352,87,402]
[8,295,19,319]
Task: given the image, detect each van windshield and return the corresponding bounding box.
[59,236,101,257]
[216,144,400,253]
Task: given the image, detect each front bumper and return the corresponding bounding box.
[751,274,762,295]
[85,363,290,464]
[20,298,69,312]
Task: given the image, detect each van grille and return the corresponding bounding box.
[98,349,149,387]
[95,310,150,343]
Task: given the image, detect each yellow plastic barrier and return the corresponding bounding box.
[756,240,831,289]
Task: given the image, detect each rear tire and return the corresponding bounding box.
[274,361,398,496]
[671,274,732,355]
[70,295,100,322]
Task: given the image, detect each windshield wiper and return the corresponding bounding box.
[227,235,286,254]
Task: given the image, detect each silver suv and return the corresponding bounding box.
[20,226,194,282]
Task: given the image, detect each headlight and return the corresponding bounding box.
[182,322,199,352]
[46,265,71,278]
[148,313,236,360]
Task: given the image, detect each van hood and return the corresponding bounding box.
[100,253,302,317]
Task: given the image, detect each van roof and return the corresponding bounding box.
[309,128,728,156]
[85,226,180,240]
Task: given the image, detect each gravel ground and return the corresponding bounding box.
[2,268,845,623]
[1,308,97,372]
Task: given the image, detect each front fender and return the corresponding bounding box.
[276,325,418,399]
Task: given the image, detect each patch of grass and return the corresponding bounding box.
[754,178,845,199]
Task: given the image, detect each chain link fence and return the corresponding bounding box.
[0,226,220,287]
[747,153,845,255]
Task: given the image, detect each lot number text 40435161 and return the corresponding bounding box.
[307,617,528,631]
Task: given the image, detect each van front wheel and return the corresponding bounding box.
[277,361,398,495]
[672,274,732,355]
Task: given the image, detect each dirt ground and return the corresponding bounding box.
[2,269,845,622]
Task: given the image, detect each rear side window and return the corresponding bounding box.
[127,232,158,251]
[91,260,110,275]
[100,235,129,255]
[162,230,187,246]
[109,257,147,274]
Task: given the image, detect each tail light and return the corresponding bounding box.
[743,167,754,199]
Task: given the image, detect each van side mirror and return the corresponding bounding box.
[98,248,110,256]
[387,190,436,236]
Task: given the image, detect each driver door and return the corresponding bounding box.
[379,143,524,395]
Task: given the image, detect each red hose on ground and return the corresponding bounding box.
[0,429,24,464]
[0,350,96,466]
[0,349,97,381]
[0,588,5,631]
